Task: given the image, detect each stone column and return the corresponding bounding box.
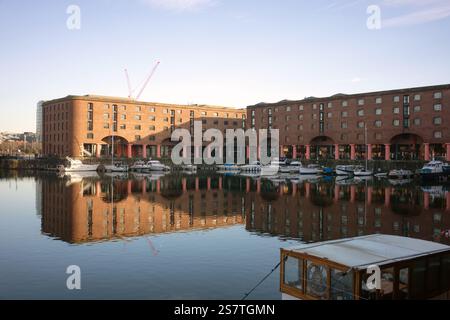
[424,143,431,161]
[96,144,102,158]
[305,145,311,160]
[334,144,339,160]
[292,146,297,159]
[424,192,430,210]
[350,144,356,160]
[367,144,372,160]
[384,144,391,161]
[142,145,147,159]
[156,145,161,158]
[127,144,133,159]
[445,143,450,162]
[385,187,391,207]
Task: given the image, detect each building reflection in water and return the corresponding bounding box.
[40,174,450,245]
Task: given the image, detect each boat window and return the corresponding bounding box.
[330,269,353,300]
[306,261,328,299]
[398,267,409,299]
[410,259,426,299]
[380,267,395,299]
[426,256,440,294]
[283,256,303,291]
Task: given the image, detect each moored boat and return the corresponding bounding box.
[57,157,99,172]
[147,160,171,172]
[299,164,322,175]
[335,165,356,176]
[419,160,449,180]
[105,162,129,173]
[240,161,262,173]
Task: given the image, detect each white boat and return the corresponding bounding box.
[299,164,322,175]
[130,161,151,172]
[240,161,262,172]
[281,161,302,174]
[335,165,356,176]
[353,166,373,177]
[388,169,414,179]
[261,159,286,176]
[420,160,448,180]
[105,162,129,172]
[147,160,171,172]
[57,157,99,172]
[375,172,388,178]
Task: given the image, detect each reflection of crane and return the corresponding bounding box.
[124,61,160,101]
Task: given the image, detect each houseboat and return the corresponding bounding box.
[280,234,450,300]
[420,160,449,181]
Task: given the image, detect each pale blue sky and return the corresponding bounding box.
[0,0,449,132]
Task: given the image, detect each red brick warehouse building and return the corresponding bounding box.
[247,84,450,161]
[41,95,246,159]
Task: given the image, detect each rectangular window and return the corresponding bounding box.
[135,135,141,141]
[298,115,304,120]
[341,111,348,117]
[414,94,421,101]
[434,117,442,125]
[393,96,400,103]
[149,125,156,131]
[120,124,126,130]
[299,105,304,111]
[434,131,443,138]
[393,119,400,126]
[393,107,400,114]
[375,120,382,128]
[149,107,155,112]
[327,102,333,108]
[434,104,442,111]
[286,106,291,112]
[375,97,382,104]
[135,125,141,130]
[375,108,382,115]
[134,115,141,120]
[414,118,421,126]
[283,256,303,291]
[358,99,365,106]
[414,106,421,112]
[342,101,348,107]
[341,122,348,129]
[103,123,109,129]
[357,121,365,128]
[149,115,156,121]
[403,95,410,104]
[87,133,94,139]
[357,109,364,116]
[135,106,141,112]
[121,114,126,120]
[434,92,442,99]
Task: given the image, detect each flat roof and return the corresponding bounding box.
[285,234,450,270]
[249,83,450,108]
[42,94,245,112]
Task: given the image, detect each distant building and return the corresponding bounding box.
[36,101,44,143]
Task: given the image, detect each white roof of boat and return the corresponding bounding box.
[286,234,450,269]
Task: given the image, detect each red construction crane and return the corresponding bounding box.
[124,61,160,101]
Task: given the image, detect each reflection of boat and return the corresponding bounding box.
[421,185,446,198]
[299,164,322,175]
[420,160,449,180]
[291,175,321,184]
[353,176,373,182]
[336,165,356,176]
[388,169,414,179]
[62,171,99,185]
[335,176,355,185]
[240,161,262,173]
[182,164,197,173]
[217,163,241,172]
[240,172,261,179]
[375,172,388,178]
[57,157,99,172]
[280,234,450,300]
[285,161,303,174]
[388,179,413,186]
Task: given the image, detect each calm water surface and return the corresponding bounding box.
[0,171,449,299]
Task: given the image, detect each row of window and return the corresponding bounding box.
[259,92,444,113]
[101,103,243,119]
[260,104,443,123]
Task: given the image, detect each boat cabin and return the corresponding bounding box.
[280,234,450,300]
